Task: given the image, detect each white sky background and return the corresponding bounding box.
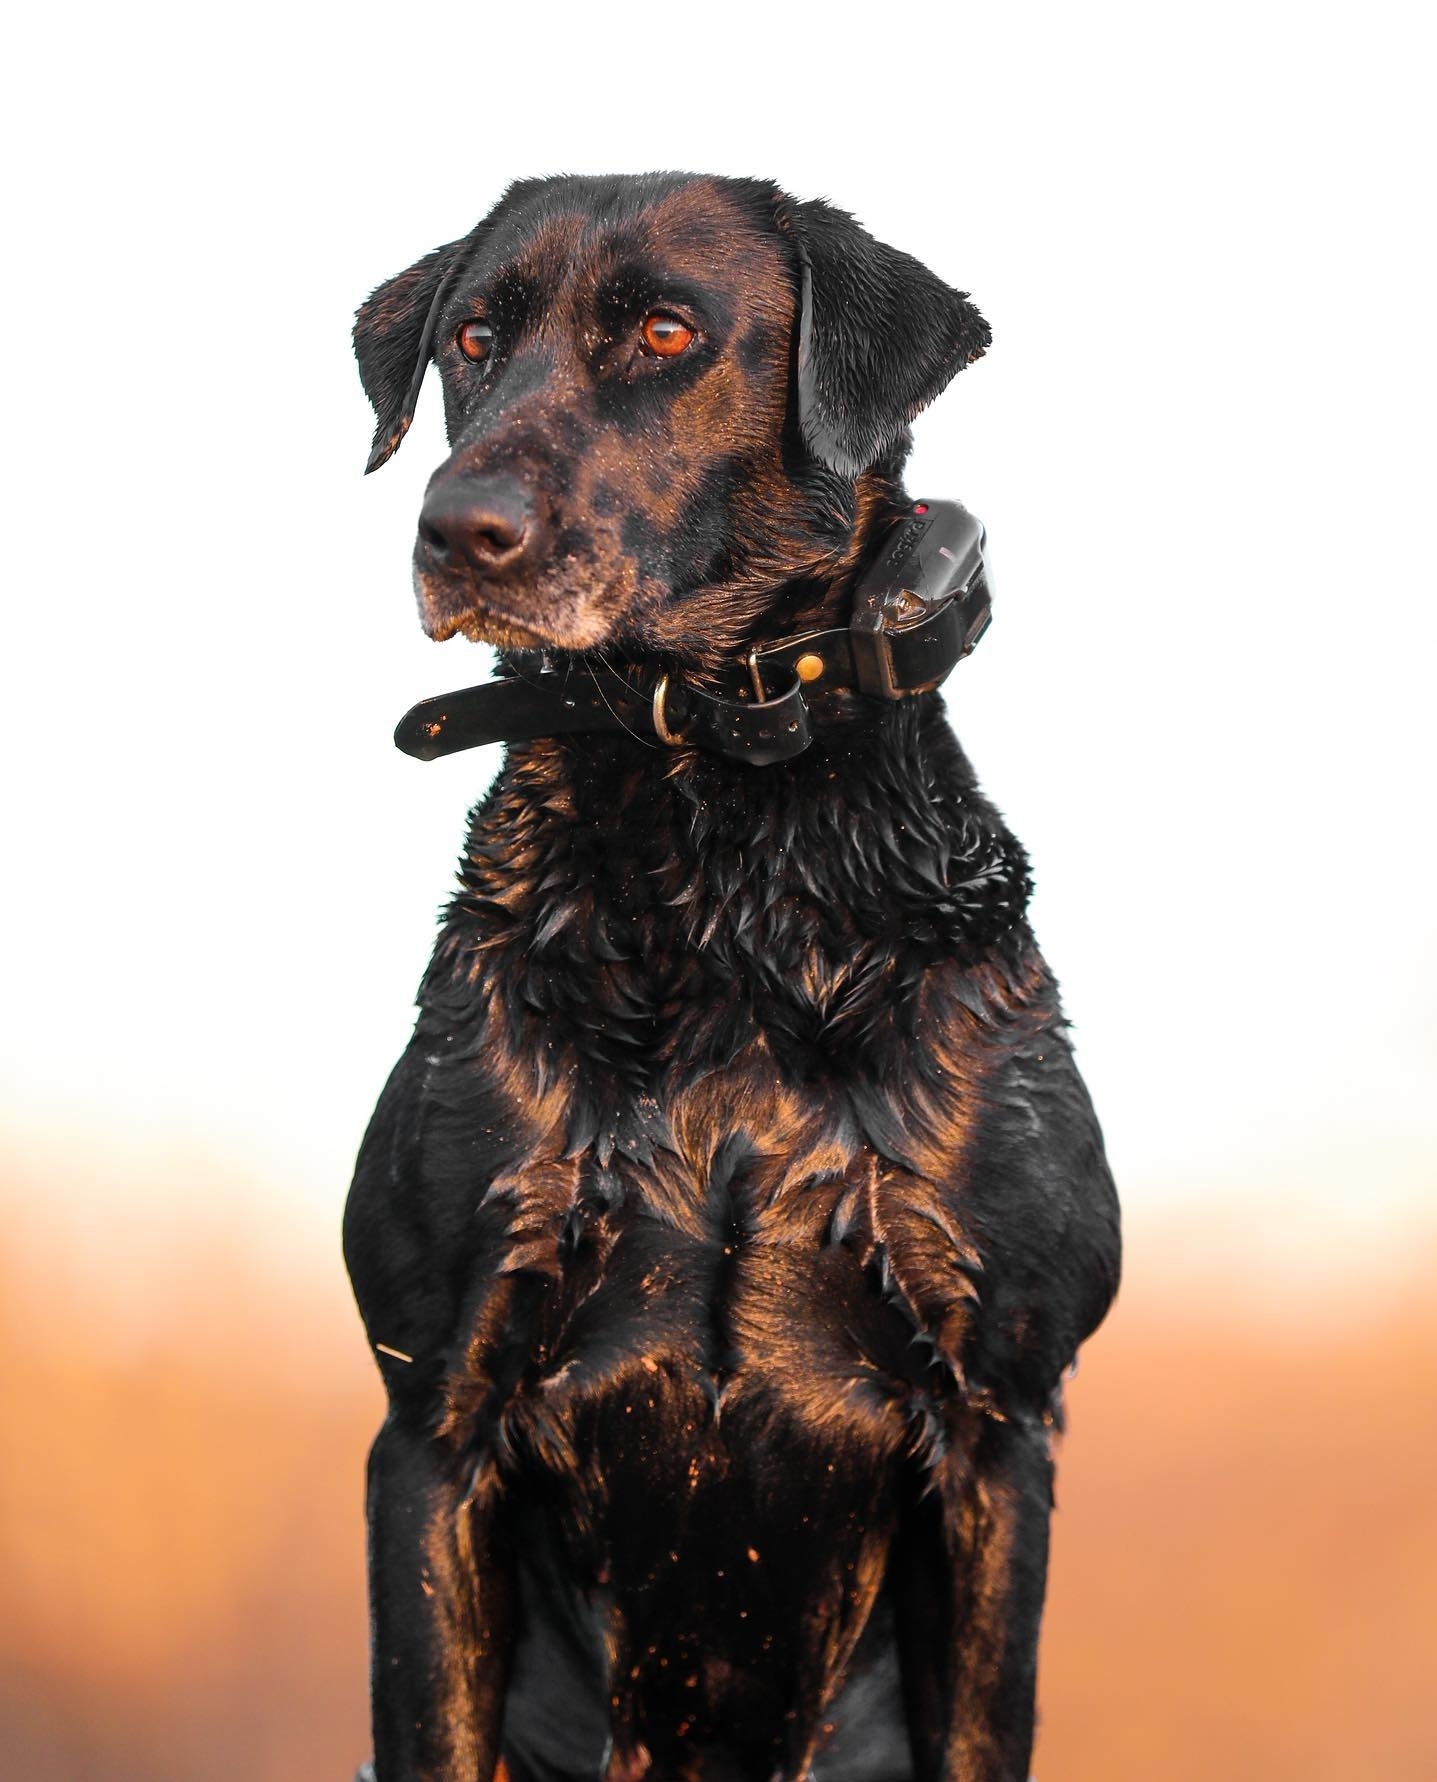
[2,2,1433,1300]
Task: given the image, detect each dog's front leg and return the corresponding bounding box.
[362,1409,514,1782]
[893,1414,1053,1782]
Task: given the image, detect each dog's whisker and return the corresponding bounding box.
[499,650,548,695]
[588,649,657,750]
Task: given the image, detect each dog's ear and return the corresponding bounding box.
[779,198,990,477]
[353,235,472,473]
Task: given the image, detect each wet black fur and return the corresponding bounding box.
[345,175,1119,1782]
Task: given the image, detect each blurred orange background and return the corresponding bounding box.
[4,1157,1435,1782]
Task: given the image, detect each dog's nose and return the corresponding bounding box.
[417,476,536,576]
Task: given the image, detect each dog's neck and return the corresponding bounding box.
[443,693,1033,1008]
[715,471,908,668]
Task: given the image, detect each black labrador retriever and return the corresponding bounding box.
[344,172,1119,1782]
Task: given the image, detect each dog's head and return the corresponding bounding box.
[354,174,988,662]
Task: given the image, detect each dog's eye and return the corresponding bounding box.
[640,312,695,357]
[456,320,494,363]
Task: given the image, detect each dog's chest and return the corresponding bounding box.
[455,1020,985,1507]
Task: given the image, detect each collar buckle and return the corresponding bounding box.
[651,673,686,747]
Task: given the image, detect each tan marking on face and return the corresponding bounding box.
[416,179,901,664]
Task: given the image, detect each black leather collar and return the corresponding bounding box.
[394,499,992,769]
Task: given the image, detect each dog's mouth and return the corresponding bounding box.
[414,561,615,656]
[423,595,551,652]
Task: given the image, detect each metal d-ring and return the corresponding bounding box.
[651,674,686,747]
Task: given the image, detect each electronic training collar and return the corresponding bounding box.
[393,499,992,769]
